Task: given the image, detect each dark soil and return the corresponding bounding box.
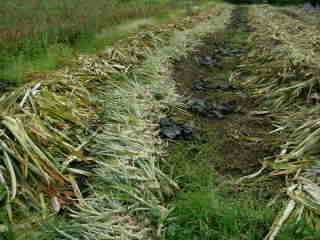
[170,7,279,177]
[160,117,199,140]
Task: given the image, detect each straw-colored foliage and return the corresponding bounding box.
[1,3,230,239]
[241,5,320,239]
[0,76,98,216]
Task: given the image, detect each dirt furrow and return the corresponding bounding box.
[171,7,277,177]
[162,6,284,240]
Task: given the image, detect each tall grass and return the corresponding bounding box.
[0,0,189,84]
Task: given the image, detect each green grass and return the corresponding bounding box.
[0,216,67,240]
[1,43,74,82]
[0,0,202,85]
[162,142,274,239]
[162,141,320,240]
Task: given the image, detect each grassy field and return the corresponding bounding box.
[0,0,193,84]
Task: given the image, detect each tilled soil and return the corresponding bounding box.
[170,7,279,177]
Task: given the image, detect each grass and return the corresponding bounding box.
[0,0,202,85]
[162,141,320,240]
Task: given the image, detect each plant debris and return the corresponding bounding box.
[0,3,233,239]
[237,4,320,238]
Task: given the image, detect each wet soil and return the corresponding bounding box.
[170,7,279,177]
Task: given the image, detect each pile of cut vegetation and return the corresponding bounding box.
[240,4,320,239]
[0,3,227,239]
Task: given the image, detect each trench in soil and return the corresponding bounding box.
[163,6,285,239]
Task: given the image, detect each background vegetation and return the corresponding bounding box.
[226,0,319,5]
[0,0,315,85]
[0,0,192,84]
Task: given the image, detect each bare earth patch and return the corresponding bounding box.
[171,7,279,177]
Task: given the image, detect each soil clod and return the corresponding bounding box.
[222,48,243,57]
[188,98,237,118]
[159,117,197,140]
[192,79,211,91]
[198,55,221,68]
[192,79,237,91]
